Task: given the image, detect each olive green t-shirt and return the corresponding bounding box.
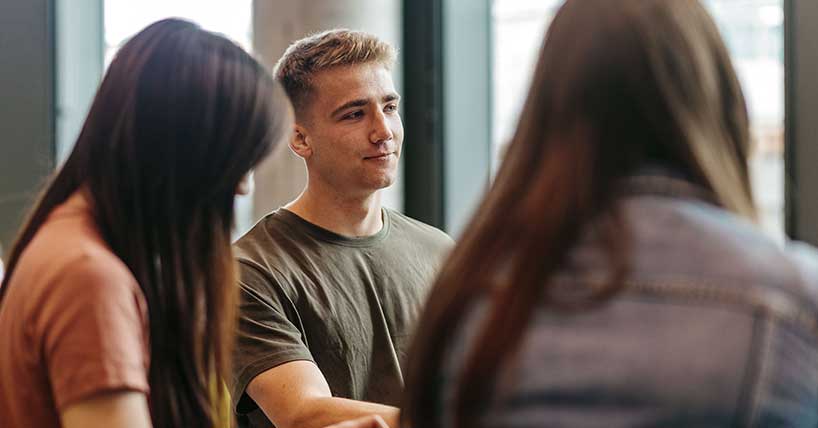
[231,208,453,428]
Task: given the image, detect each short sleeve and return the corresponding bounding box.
[39,259,149,411]
[232,260,314,414]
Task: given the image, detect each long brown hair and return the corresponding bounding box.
[0,19,292,427]
[403,1,754,427]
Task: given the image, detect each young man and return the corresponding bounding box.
[231,30,453,428]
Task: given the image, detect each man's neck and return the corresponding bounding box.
[284,181,384,238]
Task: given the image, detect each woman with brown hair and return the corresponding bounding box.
[335,0,818,427]
[0,19,292,428]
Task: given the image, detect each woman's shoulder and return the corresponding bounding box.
[620,196,818,318]
[11,200,142,314]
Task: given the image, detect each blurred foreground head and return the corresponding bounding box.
[2,18,293,427]
[403,1,754,427]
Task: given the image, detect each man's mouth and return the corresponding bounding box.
[364,153,393,160]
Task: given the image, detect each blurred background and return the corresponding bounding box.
[494,0,785,239]
[2,0,818,251]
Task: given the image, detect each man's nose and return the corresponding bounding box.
[370,111,394,144]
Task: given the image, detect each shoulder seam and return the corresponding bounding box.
[236,258,292,291]
[624,279,818,333]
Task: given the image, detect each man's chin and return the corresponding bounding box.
[364,175,396,192]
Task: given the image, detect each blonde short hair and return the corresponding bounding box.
[274,29,397,115]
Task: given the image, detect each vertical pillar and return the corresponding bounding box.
[403,0,492,236]
[0,0,56,248]
[55,0,104,162]
[786,0,818,244]
[442,0,491,236]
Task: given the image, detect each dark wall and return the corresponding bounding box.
[0,0,55,250]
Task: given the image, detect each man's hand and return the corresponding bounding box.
[323,415,390,428]
[247,360,399,428]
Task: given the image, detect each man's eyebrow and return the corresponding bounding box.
[331,99,368,117]
[331,94,401,117]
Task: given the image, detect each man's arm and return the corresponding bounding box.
[247,360,399,428]
[323,415,391,428]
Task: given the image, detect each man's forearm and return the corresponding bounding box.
[282,397,398,428]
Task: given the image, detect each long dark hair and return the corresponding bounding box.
[403,1,754,427]
[0,18,292,427]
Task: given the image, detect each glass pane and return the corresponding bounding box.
[491,0,561,175]
[104,0,253,65]
[704,0,785,238]
[491,0,785,238]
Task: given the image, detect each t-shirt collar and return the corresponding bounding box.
[272,208,391,247]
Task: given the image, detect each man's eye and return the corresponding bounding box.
[343,111,364,120]
[384,104,398,113]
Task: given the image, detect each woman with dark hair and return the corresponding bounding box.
[0,19,292,428]
[334,0,818,427]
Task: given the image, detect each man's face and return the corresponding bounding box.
[296,62,403,197]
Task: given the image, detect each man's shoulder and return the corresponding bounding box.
[232,210,315,274]
[385,208,455,249]
[234,211,282,258]
[233,209,346,278]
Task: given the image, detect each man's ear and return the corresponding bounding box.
[289,124,313,159]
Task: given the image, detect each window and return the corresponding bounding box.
[491,0,560,176]
[706,0,784,238]
[104,0,253,64]
[58,1,255,161]
[491,0,785,238]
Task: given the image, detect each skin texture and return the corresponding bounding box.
[323,415,391,428]
[247,63,404,428]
